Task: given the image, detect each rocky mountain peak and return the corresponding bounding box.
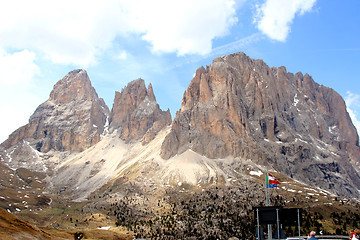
[109,78,171,143]
[109,78,147,130]
[161,52,360,197]
[147,83,156,102]
[49,69,97,104]
[0,70,109,170]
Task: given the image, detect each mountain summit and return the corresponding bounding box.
[161,52,360,197]
[0,53,359,200]
[109,78,171,143]
[1,53,360,239]
[2,69,109,152]
[0,69,109,170]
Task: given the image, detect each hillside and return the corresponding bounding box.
[0,52,359,239]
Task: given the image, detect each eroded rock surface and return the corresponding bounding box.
[109,79,171,143]
[161,52,360,197]
[0,69,109,170]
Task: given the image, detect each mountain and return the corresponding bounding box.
[109,78,171,144]
[161,52,360,197]
[1,54,359,199]
[0,52,360,238]
[0,207,132,240]
[0,207,53,240]
[0,69,109,171]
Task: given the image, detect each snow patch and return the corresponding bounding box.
[295,138,308,144]
[249,170,263,177]
[293,93,299,106]
[329,125,337,134]
[101,116,109,139]
[98,226,111,230]
[316,145,326,151]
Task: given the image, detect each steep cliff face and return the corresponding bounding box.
[161,52,360,197]
[0,70,109,169]
[109,78,171,143]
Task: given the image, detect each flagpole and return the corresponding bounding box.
[265,169,269,206]
[265,169,272,240]
[257,208,260,240]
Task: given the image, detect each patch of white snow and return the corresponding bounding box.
[249,170,263,177]
[293,93,299,106]
[98,226,111,230]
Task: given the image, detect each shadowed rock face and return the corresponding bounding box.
[1,69,109,153]
[161,52,360,197]
[109,78,171,143]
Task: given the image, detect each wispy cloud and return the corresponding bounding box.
[173,33,262,68]
[207,33,263,58]
[345,91,360,136]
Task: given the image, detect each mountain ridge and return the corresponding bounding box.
[1,52,360,239]
[0,52,359,200]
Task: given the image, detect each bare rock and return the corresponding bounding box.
[1,69,109,154]
[161,52,360,197]
[109,79,171,143]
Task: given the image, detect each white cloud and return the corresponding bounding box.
[254,0,317,41]
[0,92,43,143]
[0,0,238,67]
[128,0,238,55]
[0,0,131,67]
[345,91,360,136]
[115,50,128,60]
[0,49,40,86]
[0,48,43,143]
[0,0,239,143]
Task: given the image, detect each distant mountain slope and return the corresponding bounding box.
[161,52,360,197]
[0,207,132,240]
[0,69,109,168]
[0,207,53,239]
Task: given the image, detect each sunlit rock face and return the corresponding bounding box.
[109,78,171,143]
[1,69,109,153]
[161,52,360,197]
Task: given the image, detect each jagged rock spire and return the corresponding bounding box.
[109,78,171,143]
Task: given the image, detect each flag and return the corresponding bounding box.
[266,173,280,188]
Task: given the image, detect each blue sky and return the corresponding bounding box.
[0,0,359,143]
